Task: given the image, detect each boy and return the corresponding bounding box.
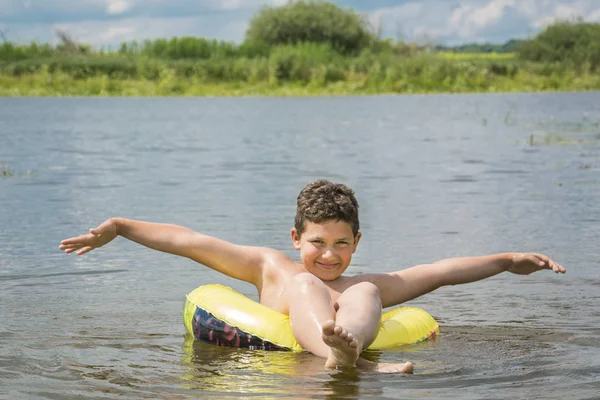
[59,179,565,374]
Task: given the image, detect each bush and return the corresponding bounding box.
[519,20,600,70]
[245,0,375,54]
[0,42,55,62]
[54,56,137,79]
[268,42,342,82]
[118,37,240,60]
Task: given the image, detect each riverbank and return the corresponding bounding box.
[2,56,599,96]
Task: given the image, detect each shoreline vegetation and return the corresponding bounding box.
[2,1,600,97]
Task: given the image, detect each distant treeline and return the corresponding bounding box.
[436,39,522,54]
[1,1,599,96]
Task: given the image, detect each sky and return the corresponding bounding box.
[2,0,600,48]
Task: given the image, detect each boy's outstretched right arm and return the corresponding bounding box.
[59,218,268,284]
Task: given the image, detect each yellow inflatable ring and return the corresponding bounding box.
[184,284,439,351]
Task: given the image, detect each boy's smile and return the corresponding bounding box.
[291,220,361,281]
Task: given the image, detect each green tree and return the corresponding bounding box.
[519,20,600,69]
[245,0,375,54]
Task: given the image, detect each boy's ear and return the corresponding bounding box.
[291,227,302,250]
[353,232,362,249]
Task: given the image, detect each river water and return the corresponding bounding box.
[1,93,599,399]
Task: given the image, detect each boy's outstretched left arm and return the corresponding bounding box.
[363,253,566,308]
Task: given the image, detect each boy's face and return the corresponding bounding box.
[291,220,361,281]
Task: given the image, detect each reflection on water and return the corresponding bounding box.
[181,335,384,399]
[177,323,587,399]
[525,112,600,146]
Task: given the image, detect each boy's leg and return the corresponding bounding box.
[331,282,413,373]
[321,281,382,367]
[287,275,413,373]
[288,275,382,365]
[287,273,336,358]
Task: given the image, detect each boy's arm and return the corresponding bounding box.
[362,253,566,308]
[59,218,270,285]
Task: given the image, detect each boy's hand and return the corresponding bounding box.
[59,219,118,256]
[508,253,566,275]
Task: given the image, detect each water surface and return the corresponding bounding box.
[1,93,599,399]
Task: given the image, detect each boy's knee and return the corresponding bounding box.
[353,281,380,298]
[352,282,379,295]
[341,282,380,306]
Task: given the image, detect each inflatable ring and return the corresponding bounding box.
[184,284,439,351]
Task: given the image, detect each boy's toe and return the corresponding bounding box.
[322,320,336,335]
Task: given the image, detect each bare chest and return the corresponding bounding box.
[258,264,354,314]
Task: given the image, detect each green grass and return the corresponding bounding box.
[1,46,599,96]
[2,64,599,96]
[434,52,517,61]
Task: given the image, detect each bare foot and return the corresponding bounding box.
[357,357,414,374]
[321,320,360,368]
[375,361,414,374]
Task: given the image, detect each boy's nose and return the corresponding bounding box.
[322,248,337,259]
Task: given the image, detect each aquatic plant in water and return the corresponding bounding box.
[1,163,13,177]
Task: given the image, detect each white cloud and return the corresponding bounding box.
[219,0,246,10]
[98,26,136,42]
[589,8,600,22]
[51,14,251,47]
[370,0,600,44]
[448,0,516,38]
[1,0,284,45]
[368,1,456,41]
[53,21,136,45]
[0,0,324,45]
[214,0,292,11]
[368,1,450,41]
[530,1,600,28]
[3,0,600,46]
[106,0,132,15]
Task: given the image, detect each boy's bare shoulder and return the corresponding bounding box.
[256,247,302,299]
[254,245,290,259]
[254,246,300,272]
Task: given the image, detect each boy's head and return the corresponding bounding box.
[291,179,361,280]
[294,179,360,237]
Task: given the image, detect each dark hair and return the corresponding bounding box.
[294,179,360,236]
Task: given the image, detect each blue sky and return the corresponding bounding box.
[2,0,600,47]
